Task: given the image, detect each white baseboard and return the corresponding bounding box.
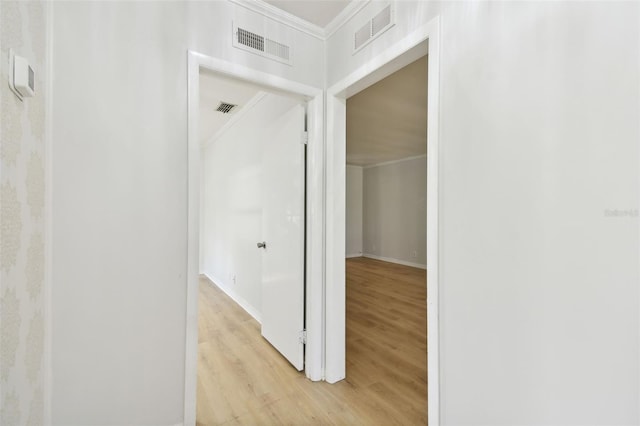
[345,253,363,259]
[202,272,262,324]
[362,253,427,270]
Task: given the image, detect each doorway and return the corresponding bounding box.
[344,55,428,424]
[196,69,308,422]
[184,52,324,425]
[325,16,440,424]
[198,68,307,364]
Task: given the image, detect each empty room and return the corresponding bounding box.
[345,55,428,424]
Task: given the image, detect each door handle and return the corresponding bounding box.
[257,241,267,249]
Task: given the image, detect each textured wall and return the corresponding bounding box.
[0,1,47,424]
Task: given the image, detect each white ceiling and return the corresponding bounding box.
[346,56,428,166]
[264,0,351,28]
[199,69,303,148]
[199,70,264,148]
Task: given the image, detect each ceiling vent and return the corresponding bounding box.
[233,24,292,65]
[215,102,237,114]
[353,4,395,54]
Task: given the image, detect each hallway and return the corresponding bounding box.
[196,257,427,425]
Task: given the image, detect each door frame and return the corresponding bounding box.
[325,16,441,424]
[185,51,324,425]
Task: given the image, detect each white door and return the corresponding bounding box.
[259,102,306,371]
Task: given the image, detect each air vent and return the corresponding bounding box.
[237,27,264,52]
[353,4,395,54]
[216,102,237,114]
[372,5,392,36]
[265,39,290,62]
[233,24,292,65]
[354,22,372,51]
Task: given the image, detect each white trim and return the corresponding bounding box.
[203,91,268,151]
[637,4,640,418]
[185,50,325,426]
[322,32,328,385]
[184,51,200,426]
[345,253,362,259]
[229,0,325,40]
[362,254,426,270]
[0,18,2,419]
[328,27,431,99]
[202,273,262,323]
[362,154,426,169]
[44,1,54,424]
[304,94,325,382]
[325,1,371,39]
[324,92,346,384]
[229,0,373,41]
[425,18,441,426]
[189,51,320,99]
[325,15,441,425]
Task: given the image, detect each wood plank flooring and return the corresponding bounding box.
[197,257,427,425]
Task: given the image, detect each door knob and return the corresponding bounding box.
[257,242,267,249]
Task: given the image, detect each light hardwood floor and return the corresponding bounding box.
[197,257,427,425]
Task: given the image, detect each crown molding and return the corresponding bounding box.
[229,0,325,40]
[228,0,371,41]
[324,0,370,39]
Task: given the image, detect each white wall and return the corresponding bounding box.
[362,157,426,267]
[329,1,639,424]
[201,93,299,321]
[345,165,363,257]
[50,2,322,424]
[47,0,640,424]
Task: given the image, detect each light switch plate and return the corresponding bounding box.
[9,49,32,101]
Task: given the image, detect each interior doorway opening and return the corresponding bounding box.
[185,52,325,425]
[344,55,428,424]
[196,68,309,421]
[325,16,440,423]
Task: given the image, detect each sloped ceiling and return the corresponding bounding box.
[199,70,303,148]
[264,0,351,27]
[346,56,428,166]
[199,70,263,148]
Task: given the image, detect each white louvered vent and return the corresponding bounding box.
[372,5,392,36]
[354,22,372,51]
[233,24,292,65]
[353,4,395,54]
[265,39,290,62]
